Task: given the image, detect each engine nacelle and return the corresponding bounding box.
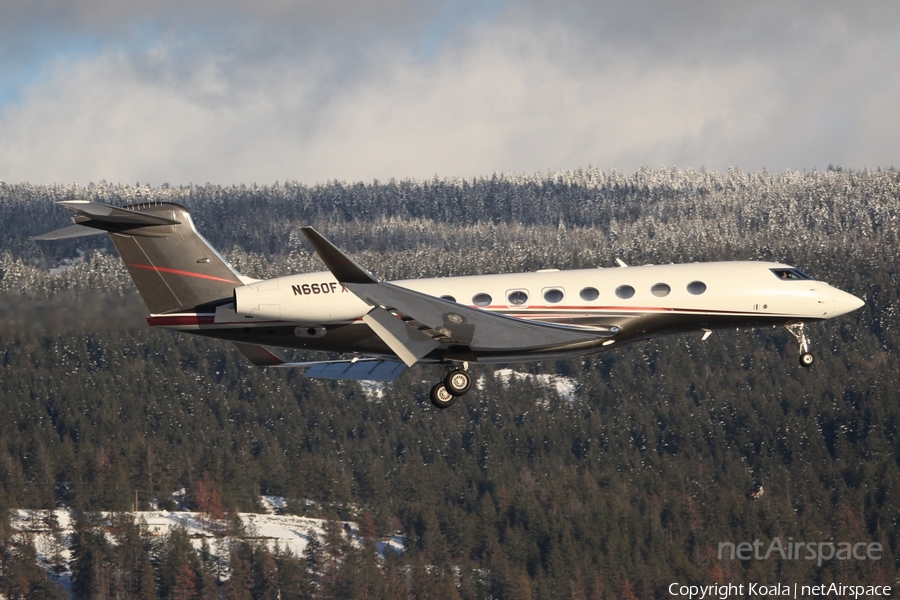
[232,272,369,322]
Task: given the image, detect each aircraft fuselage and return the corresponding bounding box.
[148,261,863,363]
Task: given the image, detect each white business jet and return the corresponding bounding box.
[37,201,864,408]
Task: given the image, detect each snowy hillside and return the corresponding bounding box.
[7,502,404,596]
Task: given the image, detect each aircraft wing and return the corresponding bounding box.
[300,227,605,365]
[278,359,407,381]
[233,342,406,381]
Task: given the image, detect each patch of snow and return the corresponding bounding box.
[259,495,287,515]
[359,380,386,400]
[48,252,86,276]
[378,534,406,557]
[481,369,578,402]
[9,504,406,583]
[171,487,188,509]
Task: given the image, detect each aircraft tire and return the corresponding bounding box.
[430,383,457,409]
[799,352,815,368]
[445,370,473,396]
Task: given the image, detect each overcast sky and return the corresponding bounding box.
[0,0,897,185]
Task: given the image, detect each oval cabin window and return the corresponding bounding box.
[687,281,707,295]
[543,289,564,303]
[580,287,600,301]
[472,293,492,307]
[507,291,528,305]
[651,283,671,297]
[616,285,635,299]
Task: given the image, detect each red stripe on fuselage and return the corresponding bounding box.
[485,305,773,316]
[147,315,217,327]
[147,314,287,327]
[128,263,240,284]
[147,304,800,331]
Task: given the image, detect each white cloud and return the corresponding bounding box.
[300,22,781,180]
[0,2,898,185]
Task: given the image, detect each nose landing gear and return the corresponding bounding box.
[429,364,474,409]
[785,321,815,368]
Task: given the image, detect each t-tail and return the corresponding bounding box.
[35,201,247,314]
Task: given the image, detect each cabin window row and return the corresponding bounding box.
[440,281,707,306]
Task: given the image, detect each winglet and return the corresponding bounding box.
[300,227,378,284]
[233,343,286,366]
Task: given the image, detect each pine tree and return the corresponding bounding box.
[70,512,115,600]
[0,535,67,599]
[275,545,314,600]
[158,524,201,599]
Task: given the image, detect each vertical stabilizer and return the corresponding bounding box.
[38,201,244,314]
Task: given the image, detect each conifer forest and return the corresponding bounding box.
[0,167,899,598]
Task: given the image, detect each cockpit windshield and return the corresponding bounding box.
[771,268,814,281]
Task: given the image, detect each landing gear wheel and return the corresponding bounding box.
[430,383,457,409]
[785,321,815,369]
[444,369,473,397]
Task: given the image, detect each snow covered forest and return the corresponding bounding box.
[2,166,897,287]
[1,167,899,598]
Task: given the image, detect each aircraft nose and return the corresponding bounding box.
[829,289,865,317]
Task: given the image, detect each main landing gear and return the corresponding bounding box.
[784,321,815,368]
[429,364,474,409]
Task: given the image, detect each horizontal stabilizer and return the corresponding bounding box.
[56,200,181,226]
[233,343,286,366]
[33,224,107,241]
